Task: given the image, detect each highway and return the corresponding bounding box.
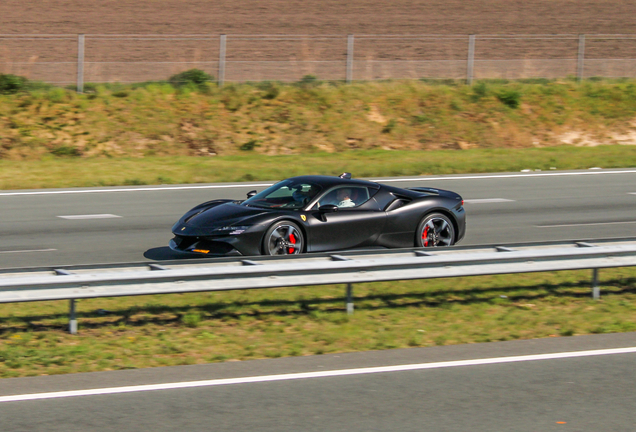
[1,332,635,431]
[1,168,636,269]
[1,169,636,430]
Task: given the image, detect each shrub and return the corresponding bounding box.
[258,81,280,100]
[51,145,82,157]
[0,74,28,94]
[168,69,214,88]
[240,139,260,151]
[470,81,489,101]
[298,75,319,87]
[382,119,397,134]
[496,88,522,108]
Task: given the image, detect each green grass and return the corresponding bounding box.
[1,145,635,189]
[1,268,635,378]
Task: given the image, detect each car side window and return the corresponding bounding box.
[312,186,374,210]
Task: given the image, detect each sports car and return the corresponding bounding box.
[170,173,466,256]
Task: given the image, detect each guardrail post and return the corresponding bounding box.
[592,268,600,300]
[69,299,78,334]
[467,35,476,85]
[577,34,586,82]
[76,34,85,93]
[218,34,227,87]
[346,283,354,314]
[346,34,354,83]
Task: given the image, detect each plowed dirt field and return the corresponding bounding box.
[1,0,635,36]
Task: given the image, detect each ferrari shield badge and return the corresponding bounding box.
[301,214,307,222]
[181,227,186,231]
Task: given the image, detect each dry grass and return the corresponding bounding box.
[3,79,636,163]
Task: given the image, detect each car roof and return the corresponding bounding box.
[284,175,381,189]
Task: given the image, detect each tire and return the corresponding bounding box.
[415,213,456,247]
[263,221,304,255]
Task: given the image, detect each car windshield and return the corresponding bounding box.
[242,180,322,210]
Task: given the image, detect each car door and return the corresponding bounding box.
[304,185,386,252]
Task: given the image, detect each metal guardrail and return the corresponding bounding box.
[2,238,636,334]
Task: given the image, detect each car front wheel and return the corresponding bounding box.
[263,221,304,255]
[416,213,456,247]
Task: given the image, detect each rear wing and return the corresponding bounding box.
[408,187,462,201]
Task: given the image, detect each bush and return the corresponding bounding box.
[470,81,489,101]
[496,88,522,108]
[0,74,28,94]
[382,119,397,134]
[257,81,280,100]
[168,69,214,88]
[51,145,82,157]
[240,139,260,151]
[298,75,319,87]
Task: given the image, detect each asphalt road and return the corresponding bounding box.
[1,168,636,269]
[1,332,636,432]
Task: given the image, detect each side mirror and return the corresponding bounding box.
[247,190,257,198]
[319,204,338,213]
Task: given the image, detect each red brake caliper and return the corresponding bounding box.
[422,226,429,247]
[288,233,296,253]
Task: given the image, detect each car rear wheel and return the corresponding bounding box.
[263,221,304,255]
[416,213,456,247]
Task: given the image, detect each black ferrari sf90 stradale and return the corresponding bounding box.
[170,173,466,256]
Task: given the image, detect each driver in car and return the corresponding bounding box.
[336,188,355,208]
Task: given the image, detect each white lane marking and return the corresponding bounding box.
[1,169,636,196]
[0,249,57,254]
[1,346,635,403]
[464,198,514,204]
[629,193,636,195]
[537,221,636,228]
[57,214,122,220]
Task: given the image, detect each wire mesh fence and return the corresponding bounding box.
[2,34,636,87]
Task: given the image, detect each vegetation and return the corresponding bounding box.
[1,75,636,378]
[167,69,214,89]
[2,76,636,162]
[1,74,636,189]
[0,74,28,94]
[1,145,635,190]
[1,268,635,378]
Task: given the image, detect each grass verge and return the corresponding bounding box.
[1,268,635,378]
[3,78,636,161]
[1,145,635,190]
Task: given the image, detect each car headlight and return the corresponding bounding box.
[213,225,251,235]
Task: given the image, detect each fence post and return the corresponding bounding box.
[577,34,586,81]
[467,35,476,85]
[346,34,354,83]
[69,299,77,334]
[218,34,227,87]
[76,34,85,93]
[346,283,354,314]
[592,268,600,300]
